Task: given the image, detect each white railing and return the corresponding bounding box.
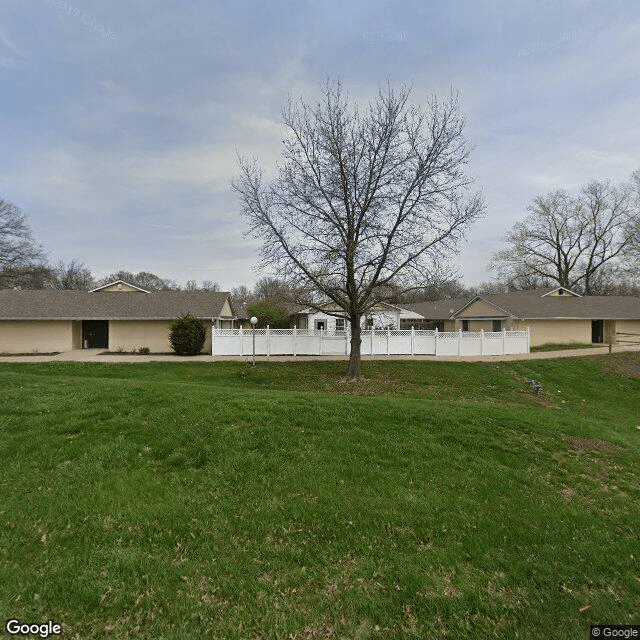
[212,327,530,357]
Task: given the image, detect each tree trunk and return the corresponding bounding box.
[344,315,363,380]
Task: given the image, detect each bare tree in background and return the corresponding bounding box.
[0,198,46,287]
[200,280,221,292]
[96,270,176,290]
[490,174,640,294]
[47,259,94,290]
[234,79,484,379]
[230,285,254,304]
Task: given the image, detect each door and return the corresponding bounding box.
[82,320,109,348]
[591,319,603,344]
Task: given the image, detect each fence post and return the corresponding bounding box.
[527,327,530,353]
[211,323,215,356]
[411,326,415,356]
[480,329,484,355]
[370,328,374,355]
[435,327,439,356]
[239,325,243,356]
[345,324,349,355]
[266,325,270,357]
[320,327,324,355]
[503,328,507,355]
[387,326,390,355]
[293,325,297,357]
[458,328,462,356]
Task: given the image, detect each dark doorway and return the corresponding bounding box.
[82,320,109,348]
[591,319,603,344]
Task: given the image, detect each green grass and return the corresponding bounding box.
[530,341,601,352]
[1,356,639,639]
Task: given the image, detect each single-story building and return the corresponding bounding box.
[292,302,425,331]
[405,287,640,347]
[0,280,236,354]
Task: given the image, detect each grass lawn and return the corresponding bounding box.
[1,355,639,639]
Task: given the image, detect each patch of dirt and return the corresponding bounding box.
[603,353,640,378]
[565,437,620,455]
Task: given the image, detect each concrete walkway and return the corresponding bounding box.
[1,345,639,364]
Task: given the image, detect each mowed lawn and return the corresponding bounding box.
[0,355,639,639]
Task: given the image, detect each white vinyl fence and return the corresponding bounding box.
[212,327,530,357]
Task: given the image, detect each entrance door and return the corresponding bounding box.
[591,319,603,344]
[82,320,109,348]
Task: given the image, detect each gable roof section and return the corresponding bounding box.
[89,280,150,293]
[0,290,234,320]
[465,289,640,320]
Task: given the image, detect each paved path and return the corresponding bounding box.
[1,345,639,364]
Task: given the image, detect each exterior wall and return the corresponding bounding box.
[98,283,143,292]
[458,299,506,318]
[304,309,400,331]
[510,319,591,346]
[109,320,212,354]
[443,320,456,331]
[0,320,73,353]
[220,299,233,317]
[456,319,498,332]
[614,320,640,344]
[543,288,579,297]
[72,320,83,349]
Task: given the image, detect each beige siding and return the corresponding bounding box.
[456,319,498,332]
[615,320,640,344]
[510,319,591,346]
[458,299,506,318]
[109,320,212,353]
[0,320,73,353]
[543,288,579,297]
[220,299,233,317]
[98,283,142,292]
[72,321,83,349]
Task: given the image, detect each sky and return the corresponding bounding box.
[1,0,639,290]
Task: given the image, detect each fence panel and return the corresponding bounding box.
[212,327,529,357]
[436,332,462,356]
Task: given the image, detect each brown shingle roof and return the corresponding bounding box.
[0,290,234,320]
[466,289,640,320]
[404,298,470,320]
[405,289,640,320]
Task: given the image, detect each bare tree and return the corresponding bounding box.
[230,284,254,303]
[0,198,46,287]
[97,270,176,290]
[200,279,220,292]
[490,174,640,294]
[184,279,199,291]
[47,259,94,290]
[234,79,484,379]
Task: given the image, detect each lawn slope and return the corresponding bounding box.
[0,355,639,639]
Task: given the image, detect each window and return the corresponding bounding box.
[365,318,374,328]
[315,320,326,330]
[462,320,469,332]
[492,320,502,332]
[335,318,345,331]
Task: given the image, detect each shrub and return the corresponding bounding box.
[169,314,206,356]
[247,299,291,328]
[138,346,150,355]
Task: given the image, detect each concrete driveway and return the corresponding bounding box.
[1,345,639,363]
